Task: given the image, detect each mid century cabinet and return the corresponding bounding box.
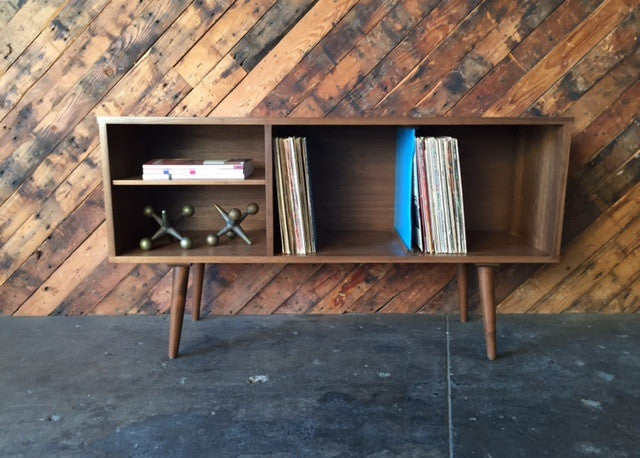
[98,117,572,360]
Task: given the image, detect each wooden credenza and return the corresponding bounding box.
[98,116,572,360]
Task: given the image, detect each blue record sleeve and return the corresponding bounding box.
[394,127,416,251]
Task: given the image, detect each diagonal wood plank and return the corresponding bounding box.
[211,0,359,116]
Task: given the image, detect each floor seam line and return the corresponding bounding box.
[446,314,453,458]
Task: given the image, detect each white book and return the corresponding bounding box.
[425,138,443,253]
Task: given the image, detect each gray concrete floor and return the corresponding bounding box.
[1,314,639,457]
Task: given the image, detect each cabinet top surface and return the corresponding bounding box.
[97,116,573,126]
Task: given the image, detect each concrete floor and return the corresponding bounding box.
[1,314,639,457]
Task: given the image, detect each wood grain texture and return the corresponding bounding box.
[1,0,639,317]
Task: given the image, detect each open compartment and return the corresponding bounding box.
[104,123,266,183]
[272,124,399,258]
[417,123,567,259]
[271,122,567,261]
[109,185,267,261]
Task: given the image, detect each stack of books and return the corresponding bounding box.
[413,136,467,253]
[274,137,316,254]
[141,159,254,180]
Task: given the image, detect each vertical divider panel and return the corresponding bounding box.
[264,123,274,256]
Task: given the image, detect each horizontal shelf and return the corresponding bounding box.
[112,230,268,263]
[111,230,555,264]
[277,230,554,263]
[112,168,266,186]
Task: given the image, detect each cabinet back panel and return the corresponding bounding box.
[112,186,266,254]
[106,124,264,180]
[273,125,397,232]
[417,125,518,234]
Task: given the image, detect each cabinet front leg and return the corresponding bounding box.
[169,265,190,359]
[457,264,468,322]
[477,265,497,360]
[192,263,205,321]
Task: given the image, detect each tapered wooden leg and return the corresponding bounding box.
[191,263,205,321]
[169,265,190,359]
[457,264,468,322]
[477,265,497,360]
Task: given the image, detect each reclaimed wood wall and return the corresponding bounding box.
[0,0,638,317]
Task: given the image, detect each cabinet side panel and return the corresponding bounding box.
[99,121,116,258]
[510,125,566,254]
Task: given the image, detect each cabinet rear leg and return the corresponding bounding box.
[477,265,497,360]
[457,264,468,322]
[192,263,205,321]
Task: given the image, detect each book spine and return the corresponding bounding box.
[452,138,467,253]
[443,138,457,253]
[438,138,453,253]
[412,152,423,252]
[284,137,305,254]
[427,138,443,253]
[416,138,432,253]
[274,139,289,254]
[300,137,316,253]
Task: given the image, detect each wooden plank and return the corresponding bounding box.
[331,0,481,115]
[174,0,275,87]
[571,119,640,201]
[231,0,317,72]
[594,148,640,207]
[206,264,287,315]
[528,9,640,118]
[567,245,640,313]
[92,264,169,315]
[0,0,191,202]
[0,0,149,128]
[0,186,104,315]
[560,121,640,246]
[50,257,132,315]
[0,0,71,75]
[449,0,603,116]
[238,264,323,315]
[348,264,455,313]
[411,0,563,116]
[497,184,640,313]
[0,2,17,27]
[13,223,107,316]
[485,0,635,116]
[172,54,245,116]
[604,274,640,313]
[570,79,640,167]
[379,265,456,313]
[290,0,439,116]
[564,46,640,133]
[145,0,234,75]
[251,0,397,116]
[211,0,359,116]
[527,214,640,313]
[273,264,355,314]
[0,0,110,123]
[372,0,518,116]
[308,264,392,314]
[0,152,102,287]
